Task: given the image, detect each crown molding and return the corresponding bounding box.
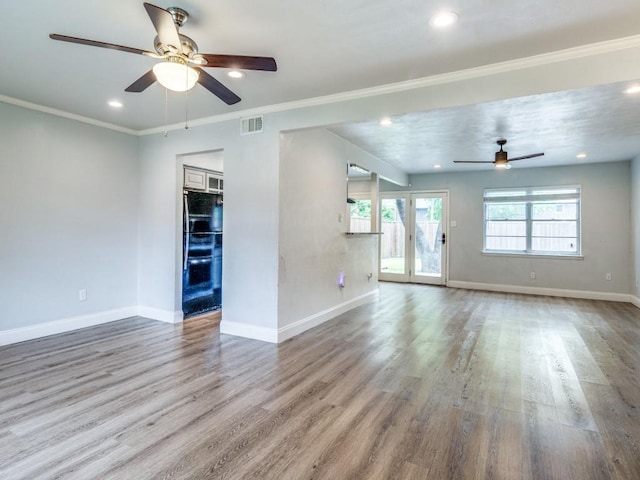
[5,34,640,137]
[138,34,640,136]
[0,95,138,136]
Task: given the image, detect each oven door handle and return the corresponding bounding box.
[183,193,190,271]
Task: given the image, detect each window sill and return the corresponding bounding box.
[482,251,584,260]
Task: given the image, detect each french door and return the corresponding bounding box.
[379,192,448,285]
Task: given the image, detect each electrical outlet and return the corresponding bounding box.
[530,272,536,280]
[606,273,612,281]
[79,289,87,302]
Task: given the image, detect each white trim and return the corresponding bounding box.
[220,289,379,344]
[630,295,640,310]
[448,280,632,303]
[219,321,278,343]
[0,96,138,136]
[137,306,184,324]
[0,307,138,346]
[277,290,378,342]
[121,34,640,136]
[4,34,640,136]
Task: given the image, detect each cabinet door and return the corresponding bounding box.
[207,173,223,193]
[184,168,206,190]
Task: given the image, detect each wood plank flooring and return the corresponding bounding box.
[1,284,639,479]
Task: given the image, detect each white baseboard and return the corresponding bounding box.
[277,290,378,342]
[220,289,379,344]
[137,306,183,324]
[630,295,640,309]
[0,306,138,346]
[219,321,279,343]
[448,280,633,303]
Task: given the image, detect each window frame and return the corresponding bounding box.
[482,185,582,257]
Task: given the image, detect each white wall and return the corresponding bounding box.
[631,156,640,299]
[382,161,631,296]
[0,102,139,338]
[137,122,282,330]
[180,150,224,172]
[278,129,378,338]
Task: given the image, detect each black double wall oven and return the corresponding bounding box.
[183,190,222,318]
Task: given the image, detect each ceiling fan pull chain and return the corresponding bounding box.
[184,70,190,130]
[163,87,169,138]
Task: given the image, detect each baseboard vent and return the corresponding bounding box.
[241,115,263,135]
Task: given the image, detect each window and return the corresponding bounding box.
[483,186,581,255]
[349,197,372,233]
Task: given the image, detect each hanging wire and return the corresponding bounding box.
[184,65,189,130]
[163,87,168,137]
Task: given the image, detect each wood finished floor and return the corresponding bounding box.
[1,284,639,479]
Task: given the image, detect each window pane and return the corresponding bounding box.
[380,198,405,274]
[485,203,526,220]
[349,199,371,233]
[532,221,577,237]
[486,221,526,236]
[532,238,578,252]
[532,202,577,220]
[486,236,526,251]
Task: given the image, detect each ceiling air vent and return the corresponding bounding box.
[241,115,263,135]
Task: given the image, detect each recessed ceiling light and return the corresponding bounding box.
[429,11,458,28]
[576,153,587,159]
[434,164,441,169]
[108,100,123,108]
[227,70,245,79]
[379,118,393,126]
[624,85,640,94]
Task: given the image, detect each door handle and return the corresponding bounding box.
[442,232,446,245]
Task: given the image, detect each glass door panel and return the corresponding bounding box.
[411,194,446,285]
[379,195,409,282]
[378,192,447,285]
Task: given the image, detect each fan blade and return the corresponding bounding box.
[194,68,241,105]
[508,153,545,161]
[125,70,157,92]
[144,3,182,54]
[49,34,158,57]
[453,161,494,164]
[199,54,277,71]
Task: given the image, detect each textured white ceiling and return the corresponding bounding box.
[3,1,640,173]
[331,81,640,172]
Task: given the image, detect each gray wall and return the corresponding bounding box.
[382,161,631,294]
[632,156,640,298]
[0,102,139,330]
[278,129,378,328]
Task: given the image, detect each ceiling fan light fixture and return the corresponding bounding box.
[495,163,511,169]
[153,59,199,92]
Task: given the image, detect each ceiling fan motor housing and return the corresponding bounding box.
[495,138,508,164]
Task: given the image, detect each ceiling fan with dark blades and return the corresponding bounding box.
[453,139,544,169]
[49,2,277,105]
